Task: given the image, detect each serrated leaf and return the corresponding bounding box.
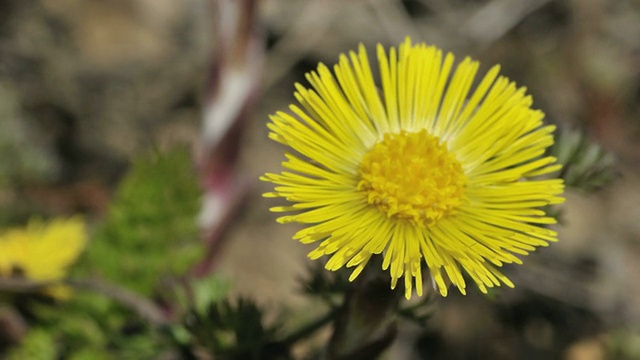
[550,127,617,192]
[81,148,203,295]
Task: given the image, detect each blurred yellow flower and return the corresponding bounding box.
[262,38,565,299]
[0,217,87,299]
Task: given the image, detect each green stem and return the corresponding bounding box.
[327,258,403,359]
[279,307,339,347]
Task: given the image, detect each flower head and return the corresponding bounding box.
[262,38,564,299]
[0,217,87,298]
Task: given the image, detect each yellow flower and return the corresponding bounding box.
[262,38,565,299]
[0,217,87,299]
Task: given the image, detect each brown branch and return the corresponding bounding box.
[0,277,57,293]
[0,277,169,326]
[66,278,169,326]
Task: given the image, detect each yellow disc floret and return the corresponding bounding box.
[358,129,467,226]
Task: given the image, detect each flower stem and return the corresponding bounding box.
[327,257,403,359]
[279,307,339,347]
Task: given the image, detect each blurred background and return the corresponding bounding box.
[1,0,639,359]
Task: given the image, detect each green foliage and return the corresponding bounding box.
[82,149,203,295]
[166,274,345,359]
[300,261,350,308]
[7,328,57,360]
[607,328,640,360]
[14,291,171,359]
[174,276,231,316]
[1,148,234,359]
[179,297,289,360]
[550,127,617,192]
[2,277,233,359]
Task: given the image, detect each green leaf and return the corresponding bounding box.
[550,127,617,192]
[8,328,57,360]
[182,297,287,359]
[81,148,203,295]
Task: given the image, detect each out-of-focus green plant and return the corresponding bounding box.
[10,291,169,359]
[3,148,210,359]
[82,149,203,295]
[7,328,57,360]
[607,329,640,360]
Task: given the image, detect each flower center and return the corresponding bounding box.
[357,129,467,225]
